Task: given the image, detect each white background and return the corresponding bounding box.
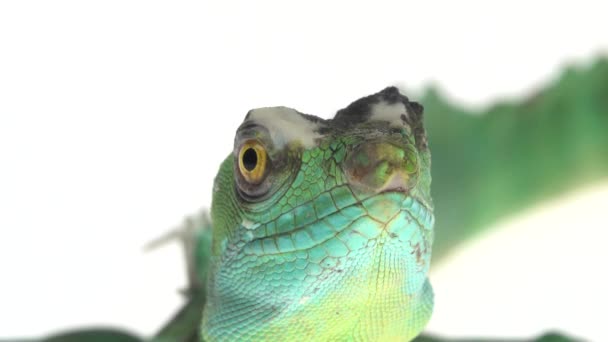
[1,1,607,340]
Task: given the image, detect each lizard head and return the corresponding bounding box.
[204,87,434,340]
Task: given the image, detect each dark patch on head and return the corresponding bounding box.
[298,112,328,125]
[333,87,408,124]
[241,88,428,151]
[331,86,429,151]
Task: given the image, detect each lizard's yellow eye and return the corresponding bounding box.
[238,140,267,184]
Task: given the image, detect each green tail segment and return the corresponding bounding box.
[425,57,608,259]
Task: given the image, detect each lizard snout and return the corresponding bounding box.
[344,141,419,194]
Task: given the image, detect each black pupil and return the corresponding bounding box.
[242,148,258,171]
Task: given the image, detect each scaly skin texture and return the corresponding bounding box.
[202,87,434,341]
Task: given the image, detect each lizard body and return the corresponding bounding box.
[25,81,589,342]
[22,61,602,342]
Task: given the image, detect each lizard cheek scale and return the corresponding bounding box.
[203,87,434,341]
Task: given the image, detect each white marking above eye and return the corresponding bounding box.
[369,101,409,127]
[247,107,324,149]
